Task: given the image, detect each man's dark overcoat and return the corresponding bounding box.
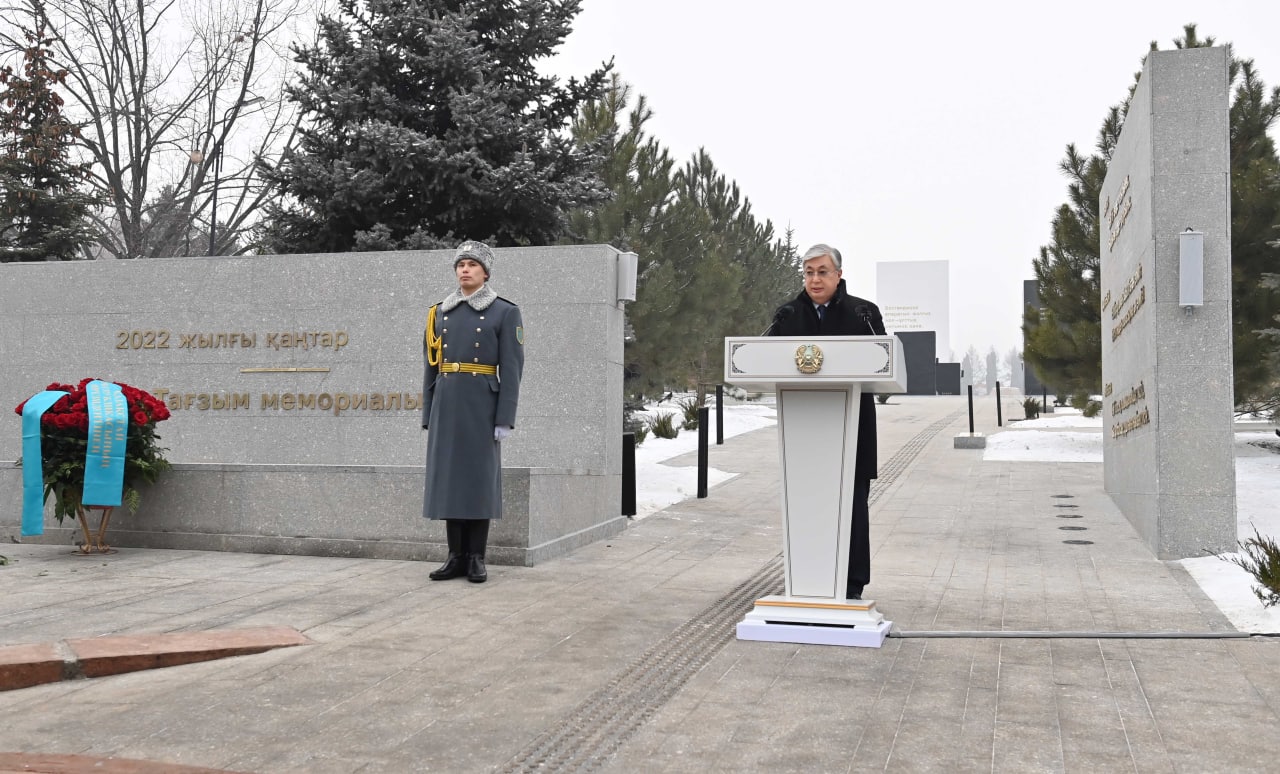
[421,290,524,520]
[768,278,887,480]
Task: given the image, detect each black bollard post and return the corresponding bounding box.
[697,407,709,498]
[967,385,975,434]
[622,432,636,517]
[996,382,1003,427]
[715,384,725,445]
[1042,384,1050,414]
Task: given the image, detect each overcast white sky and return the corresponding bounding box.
[543,0,1280,359]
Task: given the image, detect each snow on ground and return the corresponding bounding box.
[983,411,1280,633]
[1183,436,1280,633]
[636,398,1280,633]
[631,398,776,519]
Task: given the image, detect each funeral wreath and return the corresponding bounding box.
[14,378,172,523]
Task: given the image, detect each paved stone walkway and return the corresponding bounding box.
[2,394,1278,773]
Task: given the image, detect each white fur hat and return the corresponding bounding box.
[454,240,494,276]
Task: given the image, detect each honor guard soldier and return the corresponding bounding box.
[422,240,524,583]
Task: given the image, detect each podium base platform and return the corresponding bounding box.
[736,595,893,648]
[737,619,892,648]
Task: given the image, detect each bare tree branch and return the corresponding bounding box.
[0,0,304,258]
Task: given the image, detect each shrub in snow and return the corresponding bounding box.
[1225,525,1280,607]
[678,398,700,430]
[647,412,679,439]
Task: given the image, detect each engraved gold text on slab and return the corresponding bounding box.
[115,330,349,351]
[149,389,423,415]
[1104,175,1133,252]
[1110,379,1151,439]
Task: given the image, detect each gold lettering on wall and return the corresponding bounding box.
[150,389,423,417]
[1109,379,1151,439]
[1110,381,1145,417]
[115,330,172,349]
[117,330,350,351]
[1111,286,1146,342]
[1112,407,1151,439]
[1110,263,1143,320]
[1104,175,1133,252]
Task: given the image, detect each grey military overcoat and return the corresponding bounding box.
[421,288,524,520]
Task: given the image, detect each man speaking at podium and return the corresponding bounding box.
[767,244,886,600]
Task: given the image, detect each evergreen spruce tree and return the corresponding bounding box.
[565,82,798,399]
[565,75,678,395]
[0,25,98,262]
[1252,271,1280,416]
[260,0,610,253]
[1022,135,1113,397]
[1226,57,1280,404]
[1023,24,1280,404]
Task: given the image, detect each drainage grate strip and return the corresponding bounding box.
[499,409,966,773]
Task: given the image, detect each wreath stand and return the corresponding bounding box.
[74,503,117,555]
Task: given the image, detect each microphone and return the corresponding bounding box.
[854,304,875,335]
[761,306,794,336]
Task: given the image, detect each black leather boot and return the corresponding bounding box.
[430,553,466,580]
[462,521,489,583]
[430,521,465,580]
[467,554,487,583]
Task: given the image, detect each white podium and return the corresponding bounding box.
[725,335,907,647]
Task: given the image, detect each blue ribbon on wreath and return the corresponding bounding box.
[82,380,129,508]
[20,390,69,536]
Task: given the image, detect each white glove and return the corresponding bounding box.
[494,425,512,441]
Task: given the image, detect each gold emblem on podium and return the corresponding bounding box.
[794,344,824,374]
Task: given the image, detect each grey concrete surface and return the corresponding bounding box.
[3,393,1279,773]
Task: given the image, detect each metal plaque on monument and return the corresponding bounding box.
[725,335,907,647]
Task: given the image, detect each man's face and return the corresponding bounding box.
[803,255,841,305]
[455,258,487,293]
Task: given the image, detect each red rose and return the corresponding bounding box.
[133,411,149,426]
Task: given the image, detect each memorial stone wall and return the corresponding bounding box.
[1100,47,1236,559]
[0,245,636,565]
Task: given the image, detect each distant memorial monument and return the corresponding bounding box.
[1100,47,1236,558]
[877,260,959,394]
[876,260,950,362]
